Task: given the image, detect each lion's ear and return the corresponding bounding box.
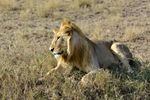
[60,18,74,36]
[61,18,72,27]
[52,28,59,34]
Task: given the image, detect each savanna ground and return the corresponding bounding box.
[0,0,150,99]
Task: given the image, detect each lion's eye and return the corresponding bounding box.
[65,31,71,36]
[57,36,60,40]
[66,30,70,33]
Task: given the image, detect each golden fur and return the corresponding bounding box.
[49,19,133,73]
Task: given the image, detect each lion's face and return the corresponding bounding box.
[49,26,72,59]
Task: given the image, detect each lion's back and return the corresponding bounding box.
[92,41,119,67]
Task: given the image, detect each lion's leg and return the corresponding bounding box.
[119,56,133,73]
[111,43,133,73]
[37,65,63,83]
[47,64,64,75]
[39,65,63,81]
[45,66,59,76]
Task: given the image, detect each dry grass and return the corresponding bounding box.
[35,0,62,17]
[91,23,104,40]
[71,0,94,9]
[122,26,145,41]
[0,0,16,10]
[1,58,150,99]
[20,0,63,18]
[0,0,149,99]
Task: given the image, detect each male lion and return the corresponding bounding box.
[48,19,133,75]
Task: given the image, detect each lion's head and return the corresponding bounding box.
[49,19,88,64]
[49,19,74,60]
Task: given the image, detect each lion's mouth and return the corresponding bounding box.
[53,51,64,55]
[53,51,64,58]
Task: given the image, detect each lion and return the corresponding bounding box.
[48,19,133,75]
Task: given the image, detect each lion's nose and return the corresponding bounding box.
[49,48,54,52]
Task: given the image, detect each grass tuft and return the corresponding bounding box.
[71,0,94,9]
[122,26,144,41]
[21,0,62,18]
[0,0,17,10]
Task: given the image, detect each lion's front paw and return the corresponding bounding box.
[49,67,59,73]
[45,67,61,76]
